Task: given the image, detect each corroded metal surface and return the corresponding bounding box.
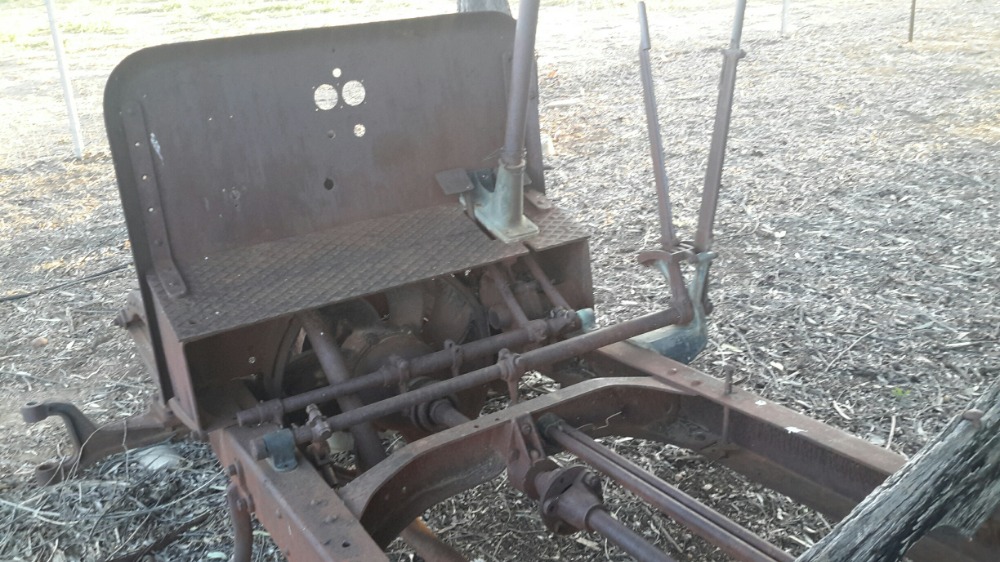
[525,207,590,252]
[149,205,525,341]
[22,5,996,562]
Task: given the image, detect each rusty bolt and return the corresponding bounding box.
[521,423,532,435]
[583,473,600,490]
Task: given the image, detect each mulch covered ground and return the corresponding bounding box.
[1,0,997,560]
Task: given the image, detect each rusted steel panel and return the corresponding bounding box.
[589,342,903,504]
[150,205,526,341]
[212,425,386,562]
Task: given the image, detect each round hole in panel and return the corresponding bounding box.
[353,124,366,137]
[332,67,342,78]
[323,178,335,190]
[326,130,336,139]
[341,80,366,106]
[313,84,338,110]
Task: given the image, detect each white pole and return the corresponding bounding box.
[781,0,790,36]
[45,0,84,158]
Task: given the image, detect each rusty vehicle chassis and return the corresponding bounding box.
[206,338,982,562]
[21,2,999,561]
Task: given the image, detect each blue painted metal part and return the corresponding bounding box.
[628,253,713,364]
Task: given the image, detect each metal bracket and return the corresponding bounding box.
[505,414,557,498]
[121,102,187,298]
[21,399,183,485]
[471,162,540,243]
[629,252,714,364]
[260,429,299,472]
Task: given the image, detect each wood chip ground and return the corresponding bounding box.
[1,1,997,560]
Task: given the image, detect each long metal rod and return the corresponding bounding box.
[262,307,684,454]
[45,0,83,158]
[638,2,680,251]
[637,2,691,307]
[587,509,677,562]
[545,420,793,562]
[237,315,576,426]
[523,256,572,311]
[693,0,748,254]
[488,265,531,328]
[908,0,917,42]
[299,311,469,562]
[316,308,681,433]
[501,0,541,166]
[298,310,387,470]
[226,483,253,562]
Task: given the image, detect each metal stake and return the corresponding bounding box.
[45,0,84,158]
[781,0,791,36]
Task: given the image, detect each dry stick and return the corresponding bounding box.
[885,414,897,450]
[0,497,68,526]
[105,511,211,562]
[821,328,877,375]
[796,377,1000,562]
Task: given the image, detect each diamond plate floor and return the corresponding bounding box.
[151,205,528,341]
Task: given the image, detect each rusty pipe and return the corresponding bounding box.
[237,315,576,426]
[226,483,253,562]
[523,255,572,311]
[543,418,792,562]
[259,307,684,455]
[536,468,675,562]
[300,311,470,562]
[501,0,541,167]
[587,508,676,562]
[428,399,473,429]
[488,265,531,328]
[298,310,386,471]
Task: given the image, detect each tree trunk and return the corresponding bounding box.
[797,378,1000,562]
[457,0,511,16]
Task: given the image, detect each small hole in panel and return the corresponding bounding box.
[147,207,154,213]
[341,542,350,548]
[353,124,365,137]
[332,67,342,78]
[326,130,336,139]
[341,81,365,106]
[313,84,338,110]
[323,178,335,190]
